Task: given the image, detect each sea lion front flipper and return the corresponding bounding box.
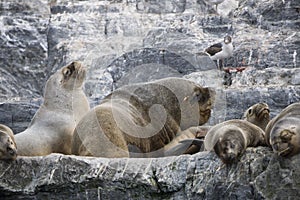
[164,138,204,156]
[128,144,148,158]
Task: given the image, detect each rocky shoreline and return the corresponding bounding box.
[0,0,299,198]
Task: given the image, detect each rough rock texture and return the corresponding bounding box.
[2,147,300,199]
[0,0,299,198]
[1,0,299,132]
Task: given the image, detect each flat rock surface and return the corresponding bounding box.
[2,147,299,199]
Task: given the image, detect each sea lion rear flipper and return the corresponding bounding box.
[164,138,204,156]
[128,144,147,158]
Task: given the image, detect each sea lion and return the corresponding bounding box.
[15,61,90,156]
[127,126,207,157]
[204,119,266,164]
[265,102,300,157]
[180,126,210,155]
[242,102,270,131]
[0,124,17,160]
[180,103,270,157]
[71,77,215,158]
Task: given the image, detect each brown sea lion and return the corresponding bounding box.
[204,119,266,164]
[15,61,90,156]
[71,77,215,158]
[0,124,17,160]
[265,102,300,157]
[181,102,270,157]
[180,126,211,155]
[128,126,207,157]
[243,102,270,131]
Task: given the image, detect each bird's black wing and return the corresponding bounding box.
[205,42,222,56]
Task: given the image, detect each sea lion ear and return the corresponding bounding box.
[62,67,72,79]
[248,108,253,115]
[62,62,77,79]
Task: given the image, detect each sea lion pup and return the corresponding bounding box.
[0,124,17,160]
[71,77,215,158]
[181,103,270,158]
[15,61,90,156]
[204,120,266,164]
[265,102,300,157]
[242,102,270,131]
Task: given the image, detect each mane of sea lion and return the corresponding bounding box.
[243,102,270,131]
[0,124,17,160]
[15,61,90,156]
[204,119,265,164]
[265,102,300,157]
[71,77,215,158]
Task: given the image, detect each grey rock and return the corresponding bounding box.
[0,100,41,133]
[0,0,299,198]
[1,147,299,199]
[0,0,49,99]
[136,0,187,14]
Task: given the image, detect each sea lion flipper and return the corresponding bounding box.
[164,138,204,156]
[180,138,204,146]
[128,144,147,158]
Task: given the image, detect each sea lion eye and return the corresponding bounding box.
[63,68,72,77]
[248,108,253,115]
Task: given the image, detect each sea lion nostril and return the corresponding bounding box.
[8,148,16,156]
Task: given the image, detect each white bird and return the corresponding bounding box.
[204,0,225,13]
[205,35,233,70]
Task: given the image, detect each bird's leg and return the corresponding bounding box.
[216,59,220,70]
[219,59,224,70]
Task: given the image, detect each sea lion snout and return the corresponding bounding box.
[7,146,17,158]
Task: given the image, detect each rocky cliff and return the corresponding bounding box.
[0,0,299,199]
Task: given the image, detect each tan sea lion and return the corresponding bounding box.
[15,61,90,156]
[242,102,270,131]
[0,124,17,160]
[71,77,215,158]
[204,119,266,164]
[265,102,300,157]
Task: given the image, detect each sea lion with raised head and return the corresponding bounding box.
[243,102,270,131]
[15,61,90,156]
[0,124,17,160]
[204,119,266,164]
[265,102,300,157]
[71,77,215,158]
[180,103,270,158]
